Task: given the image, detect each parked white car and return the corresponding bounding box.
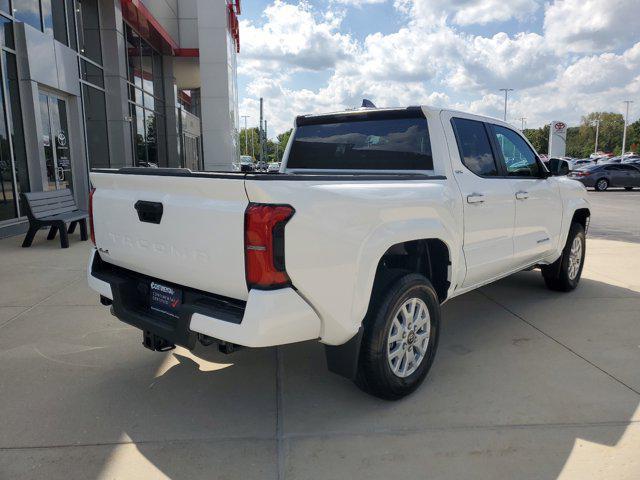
[87,106,590,399]
[267,162,281,172]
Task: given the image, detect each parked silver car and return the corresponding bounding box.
[568,163,640,191]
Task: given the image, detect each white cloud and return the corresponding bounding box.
[395,0,540,26]
[544,0,640,53]
[331,0,387,6]
[239,1,357,73]
[238,1,640,135]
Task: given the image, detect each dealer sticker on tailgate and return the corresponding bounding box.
[150,281,182,318]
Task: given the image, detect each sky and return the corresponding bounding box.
[237,0,640,137]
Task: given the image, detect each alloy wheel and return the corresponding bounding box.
[386,297,431,378]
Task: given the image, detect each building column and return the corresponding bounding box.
[197,0,239,171]
[99,0,133,168]
[162,56,181,167]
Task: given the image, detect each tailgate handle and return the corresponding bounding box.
[134,201,163,224]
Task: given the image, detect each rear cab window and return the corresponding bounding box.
[450,118,498,177]
[286,109,433,171]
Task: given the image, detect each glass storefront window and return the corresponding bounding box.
[132,104,145,164]
[0,52,15,220]
[80,59,103,88]
[125,25,141,88]
[0,16,13,49]
[82,84,109,168]
[40,0,53,36]
[0,1,9,16]
[76,0,101,64]
[14,0,42,31]
[125,21,167,167]
[65,0,77,50]
[51,0,68,44]
[4,52,29,213]
[140,40,153,93]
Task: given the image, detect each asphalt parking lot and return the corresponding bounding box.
[583,189,640,243]
[1,190,639,479]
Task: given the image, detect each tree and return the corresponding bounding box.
[574,112,624,156]
[239,127,293,163]
[275,129,292,162]
[523,124,550,154]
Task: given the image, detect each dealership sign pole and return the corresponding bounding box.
[622,100,633,156]
[548,121,567,158]
[591,119,600,153]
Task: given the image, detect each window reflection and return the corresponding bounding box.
[14,0,42,31]
[4,53,29,214]
[125,22,167,167]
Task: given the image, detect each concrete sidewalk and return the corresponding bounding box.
[0,230,639,479]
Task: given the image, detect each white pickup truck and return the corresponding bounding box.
[87,106,590,399]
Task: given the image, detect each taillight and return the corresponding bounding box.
[245,204,294,289]
[89,188,96,245]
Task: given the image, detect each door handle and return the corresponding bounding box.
[466,193,485,204]
[515,191,529,200]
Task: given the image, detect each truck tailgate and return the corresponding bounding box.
[90,172,249,300]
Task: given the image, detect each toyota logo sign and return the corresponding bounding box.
[554,122,566,131]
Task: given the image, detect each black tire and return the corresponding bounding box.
[355,273,440,400]
[541,222,586,292]
[624,187,633,191]
[594,178,609,191]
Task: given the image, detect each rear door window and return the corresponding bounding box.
[287,115,433,170]
[451,118,498,176]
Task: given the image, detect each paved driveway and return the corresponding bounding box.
[1,206,639,479]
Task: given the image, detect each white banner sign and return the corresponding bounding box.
[548,121,567,158]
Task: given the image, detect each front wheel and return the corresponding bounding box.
[356,274,440,400]
[625,187,633,191]
[595,178,609,191]
[541,222,586,291]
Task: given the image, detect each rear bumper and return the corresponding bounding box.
[87,249,321,348]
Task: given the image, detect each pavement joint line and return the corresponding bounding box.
[479,290,640,397]
[2,420,639,452]
[0,277,84,330]
[275,346,285,480]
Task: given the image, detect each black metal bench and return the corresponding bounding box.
[21,189,89,249]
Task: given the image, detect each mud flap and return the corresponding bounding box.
[324,327,363,380]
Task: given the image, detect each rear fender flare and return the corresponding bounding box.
[350,218,458,335]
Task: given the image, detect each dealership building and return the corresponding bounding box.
[0,0,241,237]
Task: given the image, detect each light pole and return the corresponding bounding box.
[241,115,250,155]
[250,128,254,159]
[519,117,527,131]
[621,100,633,157]
[499,88,514,121]
[591,119,600,154]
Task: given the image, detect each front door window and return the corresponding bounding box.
[39,92,73,191]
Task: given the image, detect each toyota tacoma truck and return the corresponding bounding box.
[87,106,590,399]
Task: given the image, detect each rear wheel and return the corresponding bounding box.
[541,222,586,292]
[625,187,633,191]
[595,178,609,191]
[356,274,440,400]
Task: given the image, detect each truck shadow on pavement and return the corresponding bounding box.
[2,272,639,479]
